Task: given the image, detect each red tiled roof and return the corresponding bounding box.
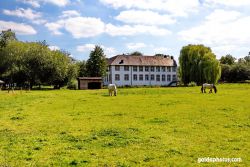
[78,77,102,80]
[108,55,176,66]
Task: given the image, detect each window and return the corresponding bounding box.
[151,66,155,72]
[156,66,160,72]
[151,74,155,80]
[162,66,166,72]
[115,66,120,71]
[133,66,137,72]
[167,75,171,81]
[145,74,149,81]
[133,74,137,81]
[124,74,129,81]
[167,66,171,72]
[139,74,143,81]
[124,66,129,71]
[115,74,120,81]
[162,75,166,81]
[172,66,176,72]
[139,66,143,72]
[145,66,149,71]
[156,75,160,81]
[173,75,176,81]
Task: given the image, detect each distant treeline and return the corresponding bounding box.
[0,30,80,89]
[0,30,108,90]
[220,54,250,82]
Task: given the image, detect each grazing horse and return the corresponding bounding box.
[201,83,217,93]
[108,84,117,96]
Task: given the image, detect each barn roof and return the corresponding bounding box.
[78,77,102,80]
[108,55,177,66]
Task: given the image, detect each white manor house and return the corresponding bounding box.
[103,55,177,86]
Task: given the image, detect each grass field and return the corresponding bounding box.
[0,84,249,166]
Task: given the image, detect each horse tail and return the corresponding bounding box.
[201,85,203,93]
[213,85,217,93]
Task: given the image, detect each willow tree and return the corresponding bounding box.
[179,44,221,85]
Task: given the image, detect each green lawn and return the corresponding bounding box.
[0,84,249,166]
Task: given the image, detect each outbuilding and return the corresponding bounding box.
[0,80,4,90]
[77,77,103,90]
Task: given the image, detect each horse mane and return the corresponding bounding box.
[213,85,217,93]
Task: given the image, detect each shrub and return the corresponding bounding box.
[67,80,77,90]
[188,82,197,87]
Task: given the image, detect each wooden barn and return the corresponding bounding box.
[0,80,4,90]
[77,77,103,90]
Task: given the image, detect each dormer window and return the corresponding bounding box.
[119,60,124,64]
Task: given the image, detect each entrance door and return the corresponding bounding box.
[88,82,101,89]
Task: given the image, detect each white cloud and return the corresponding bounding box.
[76,44,96,52]
[0,20,36,35]
[115,10,176,25]
[105,23,171,36]
[49,45,60,51]
[178,9,250,57]
[44,0,69,6]
[64,17,105,38]
[212,45,249,59]
[46,12,171,38]
[19,0,69,7]
[46,9,173,38]
[100,0,200,17]
[2,8,47,25]
[204,0,250,7]
[76,44,117,57]
[126,42,146,49]
[45,22,63,35]
[61,10,80,18]
[104,47,117,57]
[20,0,40,8]
[46,16,105,38]
[3,8,42,20]
[154,47,169,53]
[32,19,47,25]
[205,9,242,23]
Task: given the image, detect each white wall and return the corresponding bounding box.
[104,65,177,86]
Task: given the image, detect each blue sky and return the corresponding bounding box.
[0,0,250,61]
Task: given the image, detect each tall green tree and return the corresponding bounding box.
[130,51,143,56]
[0,41,27,84]
[86,45,107,77]
[244,55,250,64]
[50,50,71,88]
[179,44,221,85]
[77,60,87,77]
[220,54,236,65]
[0,29,17,48]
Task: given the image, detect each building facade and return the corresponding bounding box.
[103,55,177,86]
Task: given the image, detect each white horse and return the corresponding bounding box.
[201,83,217,93]
[108,84,117,96]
